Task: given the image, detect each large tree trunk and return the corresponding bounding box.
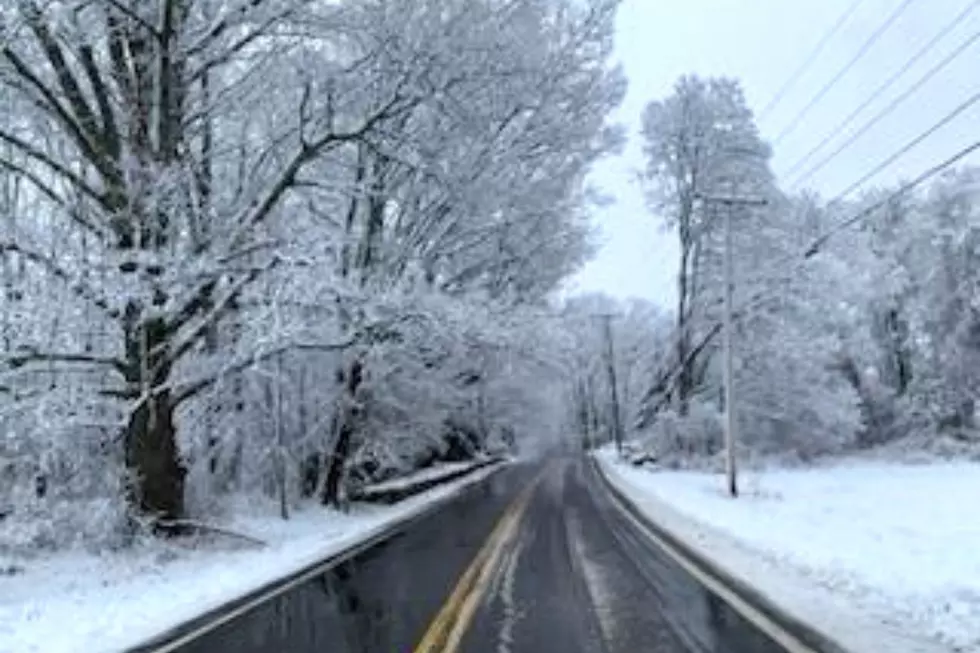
[124,386,185,521]
[122,311,186,523]
[675,243,692,416]
[322,358,363,507]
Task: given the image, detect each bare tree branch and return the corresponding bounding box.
[0,154,109,237]
[227,85,422,252]
[185,5,297,84]
[162,256,282,367]
[19,5,115,173]
[170,338,352,407]
[0,129,112,211]
[2,346,125,374]
[0,240,119,319]
[76,43,121,161]
[185,0,272,58]
[96,0,162,37]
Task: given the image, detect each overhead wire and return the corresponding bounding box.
[640,0,980,407]
[805,139,980,256]
[753,127,980,291]
[732,137,980,320]
[783,0,980,184]
[645,139,980,406]
[826,89,980,201]
[772,0,919,147]
[757,0,867,120]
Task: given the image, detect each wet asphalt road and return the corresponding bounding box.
[159,457,793,653]
[460,459,689,653]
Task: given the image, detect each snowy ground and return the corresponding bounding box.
[362,460,481,493]
[595,447,980,653]
[0,464,500,653]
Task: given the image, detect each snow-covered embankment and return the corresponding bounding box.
[0,462,500,653]
[595,448,980,653]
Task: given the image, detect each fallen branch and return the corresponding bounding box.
[1,346,126,374]
[154,518,268,548]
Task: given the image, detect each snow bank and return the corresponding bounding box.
[0,464,500,653]
[362,460,480,493]
[595,447,976,653]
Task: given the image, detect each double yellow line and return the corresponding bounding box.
[412,475,541,653]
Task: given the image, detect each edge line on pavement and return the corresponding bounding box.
[593,461,842,653]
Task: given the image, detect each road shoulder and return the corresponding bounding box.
[593,452,952,653]
[0,463,503,653]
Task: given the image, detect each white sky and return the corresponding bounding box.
[571,0,980,307]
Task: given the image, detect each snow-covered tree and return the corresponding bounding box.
[636,75,863,463]
[0,0,624,545]
[640,75,771,416]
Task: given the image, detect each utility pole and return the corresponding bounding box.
[696,193,767,498]
[598,313,624,456]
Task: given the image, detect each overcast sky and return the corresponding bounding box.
[570,0,980,308]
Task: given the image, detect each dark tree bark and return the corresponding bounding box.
[124,386,185,521]
[322,358,363,507]
[122,312,186,522]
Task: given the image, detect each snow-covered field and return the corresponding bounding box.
[0,464,500,653]
[595,447,980,653]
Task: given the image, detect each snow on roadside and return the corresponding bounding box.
[362,460,480,493]
[0,464,500,653]
[595,447,978,653]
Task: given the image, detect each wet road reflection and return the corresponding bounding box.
[583,462,796,653]
[157,459,816,653]
[171,465,532,653]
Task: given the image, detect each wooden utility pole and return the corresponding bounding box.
[598,313,624,456]
[722,200,737,498]
[696,193,767,498]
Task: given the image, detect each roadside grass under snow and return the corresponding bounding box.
[0,464,499,653]
[595,447,980,653]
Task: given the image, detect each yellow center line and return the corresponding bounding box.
[412,471,542,653]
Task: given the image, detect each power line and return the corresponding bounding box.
[783,0,980,184]
[827,89,980,201]
[753,137,980,289]
[790,27,980,189]
[645,141,980,407]
[749,136,980,278]
[758,0,867,120]
[805,139,980,257]
[772,0,919,147]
